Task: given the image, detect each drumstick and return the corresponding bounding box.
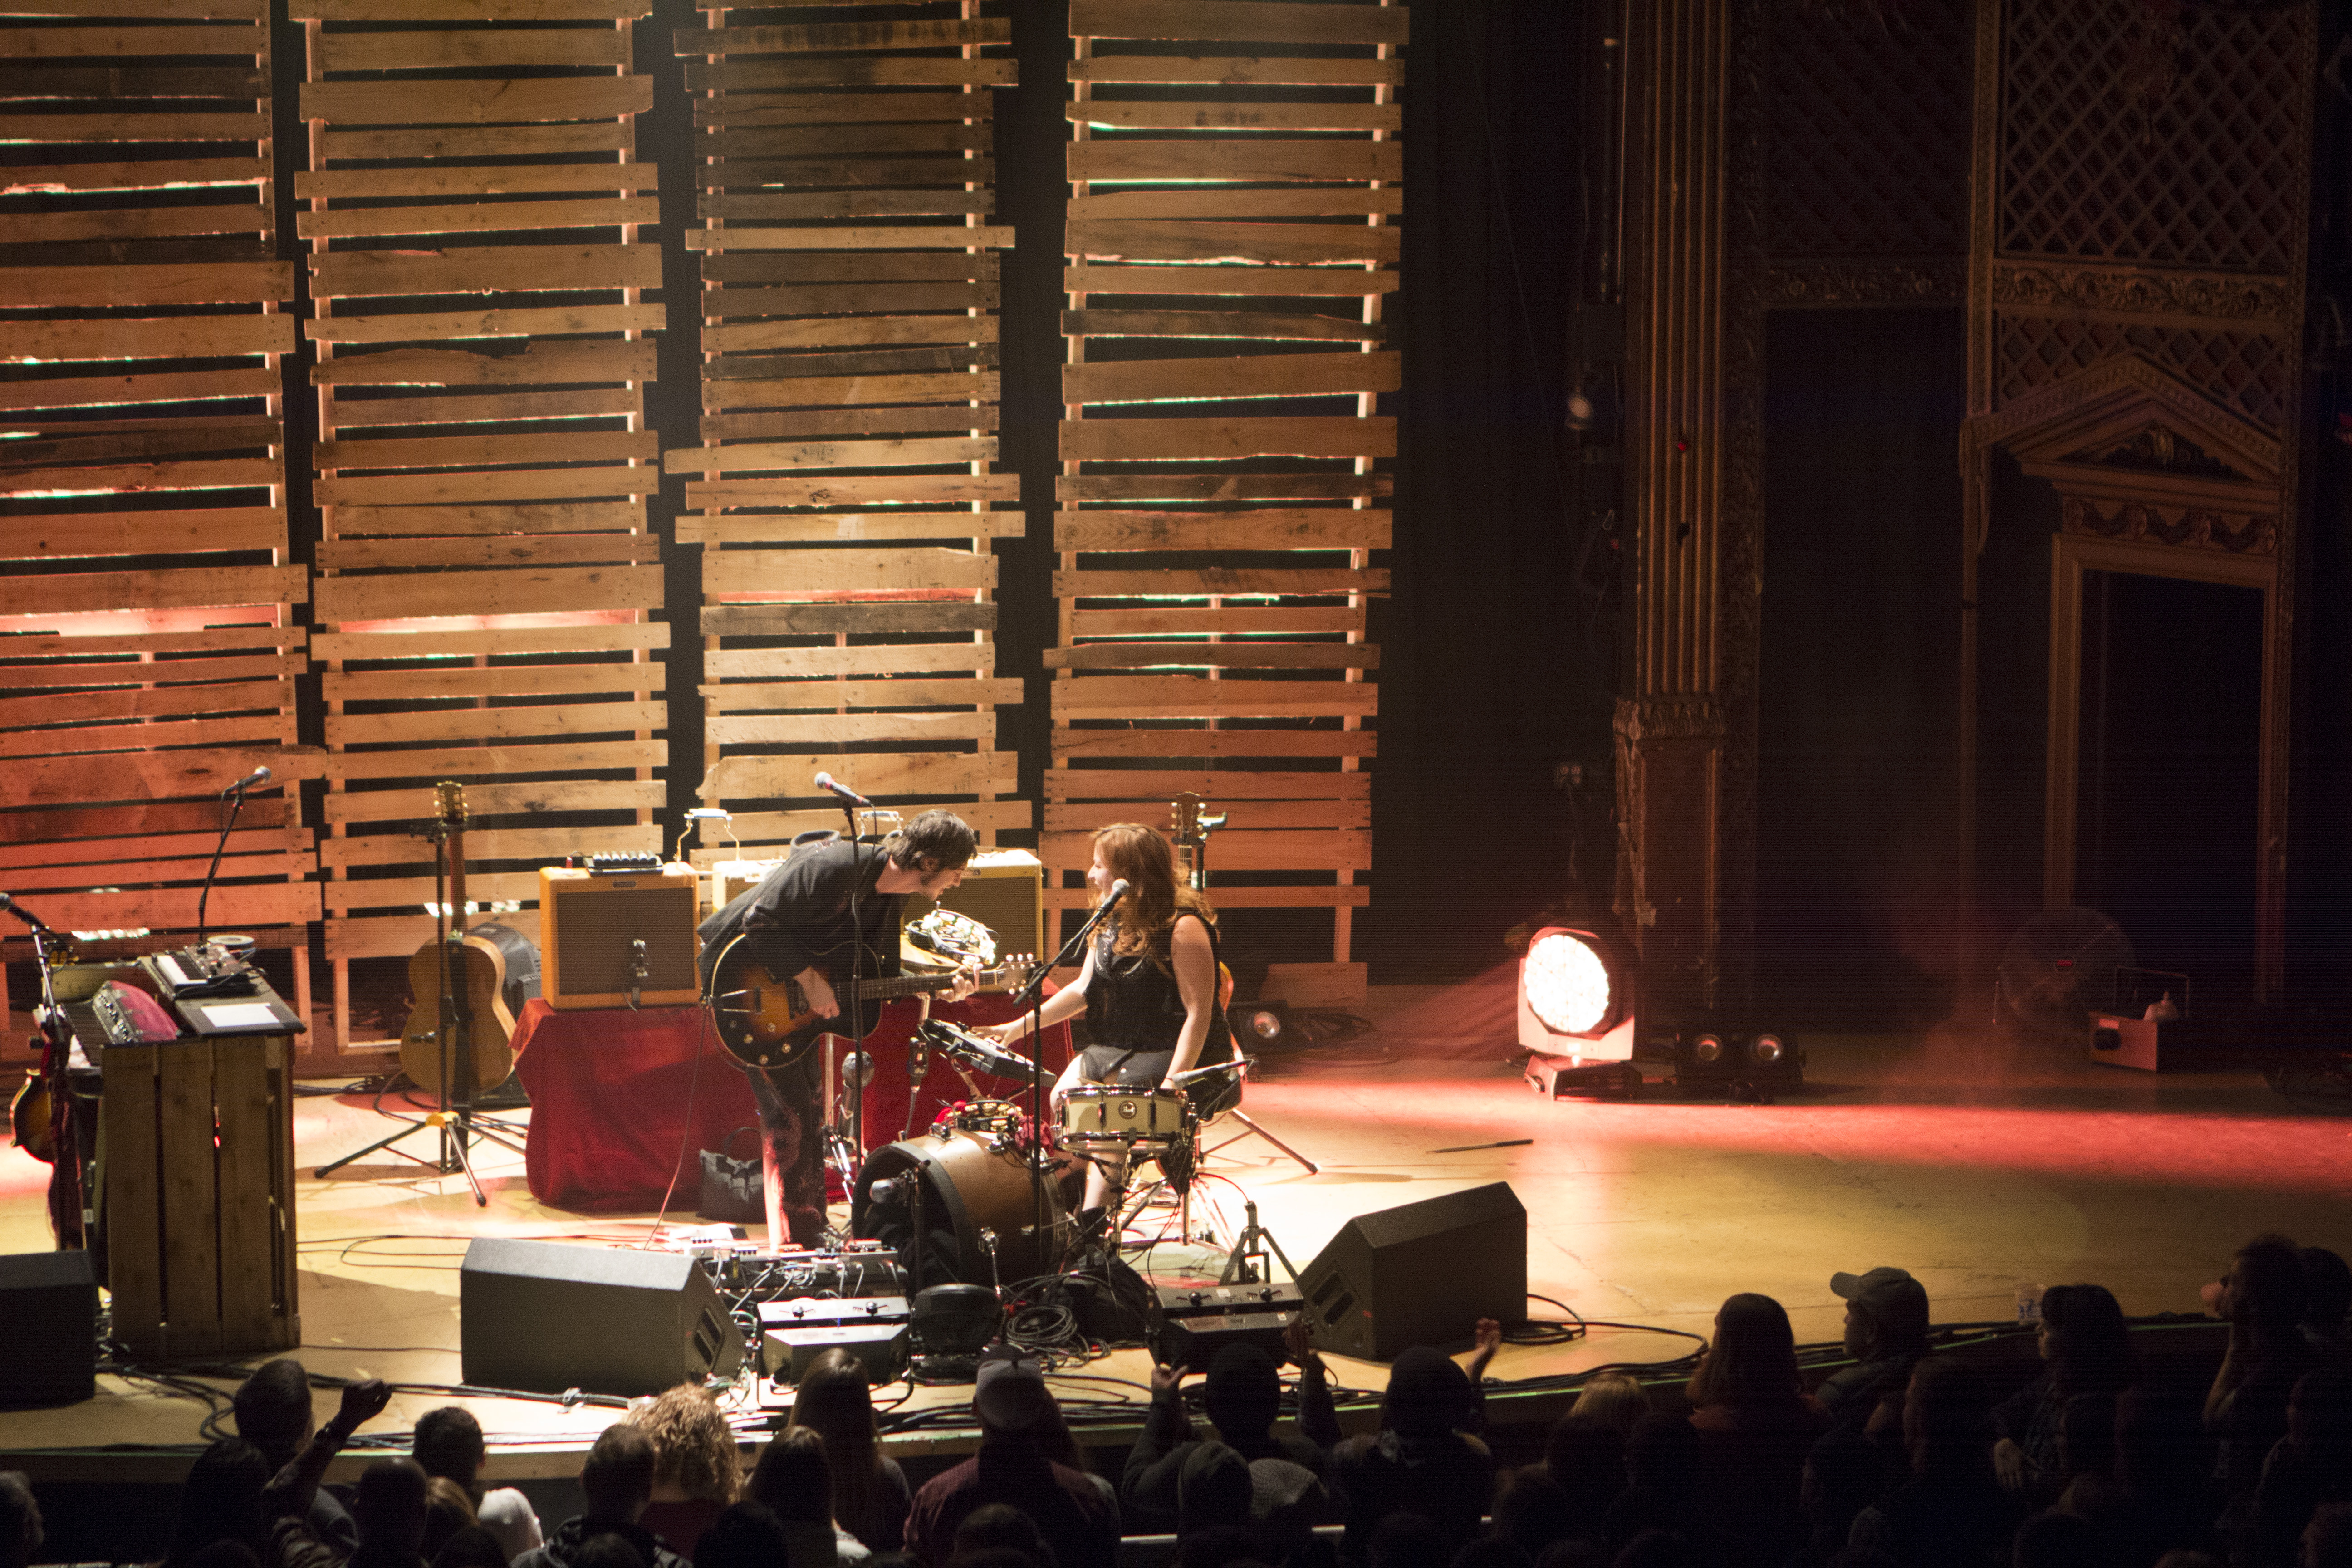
[1428,1137,1534,1153]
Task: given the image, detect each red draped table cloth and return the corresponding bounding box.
[512,993,1071,1214]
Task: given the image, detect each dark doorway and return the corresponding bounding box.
[1756,307,1965,1028]
[2074,569,2264,1005]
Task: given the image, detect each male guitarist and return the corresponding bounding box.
[697,809,979,1247]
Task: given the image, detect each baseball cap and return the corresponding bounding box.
[1831,1266,1931,1338]
[972,1352,1049,1432]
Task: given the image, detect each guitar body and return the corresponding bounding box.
[399,933,517,1097]
[708,934,887,1071]
[9,1069,53,1164]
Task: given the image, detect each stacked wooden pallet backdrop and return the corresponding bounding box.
[1056,0,1401,1000]
[0,0,317,1019]
[665,3,1021,871]
[295,0,668,1047]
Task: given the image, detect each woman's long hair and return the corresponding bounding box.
[1686,1293,1806,1409]
[788,1349,884,1544]
[1092,823,1215,960]
[2041,1283,2136,1397]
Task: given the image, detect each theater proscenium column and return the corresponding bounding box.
[1615,0,1735,1013]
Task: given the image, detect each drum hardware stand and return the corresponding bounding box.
[1004,882,1127,1285]
[1202,1107,1321,1176]
[1216,1199,1298,1288]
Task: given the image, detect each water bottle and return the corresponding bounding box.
[2016,1281,2044,1325]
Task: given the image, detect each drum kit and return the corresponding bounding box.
[847,1016,1246,1288]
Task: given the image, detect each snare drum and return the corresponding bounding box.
[1058,1086,1191,1153]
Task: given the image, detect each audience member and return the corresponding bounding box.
[510,1424,686,1568]
[1325,1347,1496,1559]
[629,1383,740,1558]
[2009,1510,2096,1568]
[1565,1375,1648,1440]
[233,1358,361,1554]
[431,1526,510,1568]
[1818,1269,1931,1441]
[165,1439,274,1568]
[1175,1443,1252,1539]
[2209,1236,2318,1541]
[413,1406,544,1560]
[948,1503,1050,1567]
[1248,1458,1329,1568]
[1366,1512,1450,1568]
[1991,1284,2134,1505]
[1847,1357,2017,1568]
[423,1477,479,1561]
[791,1349,915,1553]
[1488,1469,1573,1558]
[1124,1342,1330,1533]
[350,1458,432,1568]
[747,1427,870,1568]
[695,1502,792,1568]
[1602,1416,1699,1551]
[0,1473,41,1568]
[1173,1524,1260,1568]
[2150,1554,2222,1568]
[2308,1504,2352,1568]
[1787,1430,1882,1568]
[2301,1250,2352,1358]
[2106,1385,2220,1568]
[1537,1415,1623,1544]
[902,1353,1117,1568]
[570,1536,649,1568]
[1030,1388,1120,1525]
[2254,1369,2352,1568]
[1682,1293,1830,1566]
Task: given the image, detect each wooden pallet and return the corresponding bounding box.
[1054,0,1405,999]
[666,2,1024,872]
[294,0,669,1050]
[0,0,319,1025]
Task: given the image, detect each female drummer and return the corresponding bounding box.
[972,822,1234,1217]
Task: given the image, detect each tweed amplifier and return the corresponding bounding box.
[899,848,1043,964]
[539,862,701,1009]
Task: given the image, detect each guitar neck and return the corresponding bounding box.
[850,970,971,1003]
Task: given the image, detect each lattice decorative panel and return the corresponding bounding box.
[1765,0,1971,260]
[1993,315,2288,432]
[666,3,1022,865]
[1058,0,1401,995]
[0,0,317,1017]
[1998,0,2304,273]
[295,0,667,1047]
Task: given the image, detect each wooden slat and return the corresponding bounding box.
[312,564,661,622]
[323,868,546,913]
[13,746,323,807]
[0,456,281,496]
[707,279,996,317]
[1066,219,1401,266]
[0,506,284,560]
[1044,768,1369,800]
[321,777,661,826]
[703,318,999,358]
[1045,882,1368,908]
[1056,567,1387,598]
[1044,828,1369,870]
[0,848,313,892]
[706,643,994,679]
[699,405,1000,442]
[5,314,294,363]
[320,697,661,749]
[0,652,303,689]
[698,155,995,190]
[26,564,305,616]
[1068,0,1407,46]
[324,500,642,535]
[325,386,641,428]
[0,204,269,245]
[315,27,629,72]
[322,659,661,701]
[1059,416,1396,462]
[314,533,657,569]
[311,622,664,660]
[707,677,1020,711]
[309,339,656,386]
[16,879,318,933]
[702,602,995,637]
[706,710,989,746]
[682,58,1014,93]
[685,225,1016,252]
[682,472,1015,509]
[676,510,1021,545]
[1050,676,1380,719]
[691,369,996,411]
[0,710,289,760]
[303,303,666,344]
[0,826,308,873]
[315,429,659,471]
[694,119,990,158]
[318,822,646,868]
[1067,54,1404,87]
[1051,728,1377,759]
[312,465,656,507]
[321,122,633,160]
[671,16,1008,54]
[299,76,653,125]
[663,436,992,475]
[322,738,660,781]
[291,0,648,16]
[697,190,996,223]
[1064,262,1398,297]
[0,366,281,410]
[1068,101,1401,134]
[1063,351,1400,405]
[700,749,1018,802]
[0,626,302,660]
[1062,308,1382,342]
[1053,508,1390,552]
[1067,140,1401,185]
[1058,472,1390,502]
[0,260,291,307]
[310,243,662,299]
[1044,642,1377,670]
[296,196,659,241]
[4,676,293,729]
[0,110,268,139]
[702,546,996,593]
[1069,187,1402,220]
[294,162,658,199]
[0,796,295,845]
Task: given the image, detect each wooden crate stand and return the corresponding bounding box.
[103,1034,299,1361]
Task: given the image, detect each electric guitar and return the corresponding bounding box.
[397,782,517,1098]
[708,932,1030,1070]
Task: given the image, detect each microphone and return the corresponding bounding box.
[840,1049,876,1089]
[813,771,873,809]
[1100,878,1130,908]
[221,764,271,795]
[869,1174,917,1205]
[0,893,50,931]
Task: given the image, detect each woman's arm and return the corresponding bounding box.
[978,943,1093,1044]
[1160,914,1218,1088]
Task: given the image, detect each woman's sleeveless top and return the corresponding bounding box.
[1083,912,1235,1059]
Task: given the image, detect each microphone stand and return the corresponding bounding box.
[1006,888,1125,1274]
[834,790,867,1224]
[194,775,258,952]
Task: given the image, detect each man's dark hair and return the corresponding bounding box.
[168,1438,271,1566]
[2234,1233,2308,1340]
[579,1424,657,1524]
[953,1504,1047,1561]
[2301,1248,2351,1335]
[891,810,976,874]
[412,1406,485,1486]
[230,1359,313,1465]
[571,1533,649,1568]
[1201,1344,1280,1441]
[698,1504,790,1568]
[352,1458,429,1553]
[0,1472,43,1568]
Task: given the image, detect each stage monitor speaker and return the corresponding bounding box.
[900,848,1043,962]
[539,864,701,1009]
[460,1237,744,1397]
[1297,1182,1525,1362]
[0,1249,98,1406]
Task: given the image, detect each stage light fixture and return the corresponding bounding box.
[1520,925,1638,1093]
[1693,1033,1725,1064]
[1235,1002,1289,1045]
[1751,1034,1785,1067]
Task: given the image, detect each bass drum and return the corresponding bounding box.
[850,1127,1080,1288]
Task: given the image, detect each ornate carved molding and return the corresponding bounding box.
[1990,260,2289,323]
[1614,694,1730,745]
[1760,258,1967,306]
[1960,351,2284,478]
[2059,494,2276,556]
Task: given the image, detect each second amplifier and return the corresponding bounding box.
[539,863,701,1009]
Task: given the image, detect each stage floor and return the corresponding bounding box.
[3,980,2348,1480]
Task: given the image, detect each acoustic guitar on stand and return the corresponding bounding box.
[397,782,517,1099]
[707,932,1030,1071]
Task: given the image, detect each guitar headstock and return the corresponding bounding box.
[987,953,1035,986]
[1171,792,1202,843]
[434,780,468,826]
